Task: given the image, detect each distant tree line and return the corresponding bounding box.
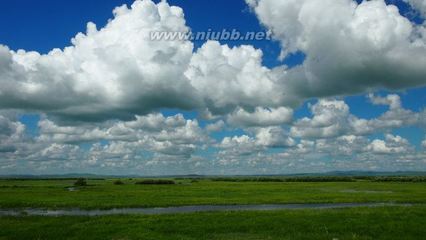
[135,179,175,185]
[208,176,426,182]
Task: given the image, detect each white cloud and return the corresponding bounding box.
[254,127,295,148]
[290,94,424,139]
[316,135,369,156]
[1,0,425,124]
[0,114,25,153]
[37,119,107,143]
[37,143,81,161]
[248,0,426,99]
[0,0,199,121]
[1,0,426,175]
[218,135,261,157]
[366,134,412,154]
[286,140,316,155]
[404,0,426,17]
[227,107,293,127]
[36,112,204,144]
[0,1,298,121]
[353,94,421,134]
[0,111,214,175]
[368,94,402,110]
[206,120,225,132]
[217,126,295,163]
[290,99,351,139]
[186,41,286,113]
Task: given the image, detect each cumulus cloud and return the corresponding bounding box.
[0,111,210,174]
[1,0,426,174]
[205,120,225,132]
[404,0,426,17]
[0,0,199,121]
[0,0,296,122]
[316,135,369,156]
[227,107,293,127]
[186,41,286,113]
[253,127,295,148]
[38,113,208,157]
[290,100,351,139]
[0,114,25,153]
[367,134,413,154]
[422,138,426,148]
[218,135,261,156]
[368,94,402,110]
[216,128,423,173]
[33,143,81,161]
[216,126,295,166]
[353,94,422,134]
[248,0,426,100]
[2,0,425,122]
[290,94,424,139]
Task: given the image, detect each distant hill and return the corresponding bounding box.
[1,171,426,179]
[279,171,426,177]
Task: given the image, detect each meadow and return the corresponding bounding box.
[0,177,425,239]
[0,177,425,209]
[1,206,425,240]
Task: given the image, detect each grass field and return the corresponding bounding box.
[0,178,426,209]
[1,206,425,240]
[1,178,425,239]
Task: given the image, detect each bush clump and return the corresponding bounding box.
[73,178,87,186]
[113,179,124,185]
[283,176,355,182]
[210,176,356,182]
[210,177,284,182]
[372,176,426,182]
[135,179,175,185]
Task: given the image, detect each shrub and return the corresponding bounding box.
[283,177,355,182]
[210,176,356,182]
[372,176,426,182]
[210,177,283,182]
[113,179,124,185]
[135,179,175,185]
[73,178,87,186]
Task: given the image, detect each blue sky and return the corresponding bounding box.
[0,0,284,67]
[0,0,423,65]
[0,0,425,175]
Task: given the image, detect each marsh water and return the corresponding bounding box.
[0,203,411,217]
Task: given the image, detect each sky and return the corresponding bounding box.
[0,0,425,175]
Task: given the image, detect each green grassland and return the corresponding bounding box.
[1,178,425,239]
[1,206,425,240]
[0,178,425,209]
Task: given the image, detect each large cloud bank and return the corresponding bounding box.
[2,0,425,121]
[247,0,426,99]
[0,0,426,175]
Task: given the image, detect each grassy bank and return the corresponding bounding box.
[0,178,425,209]
[1,206,425,240]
